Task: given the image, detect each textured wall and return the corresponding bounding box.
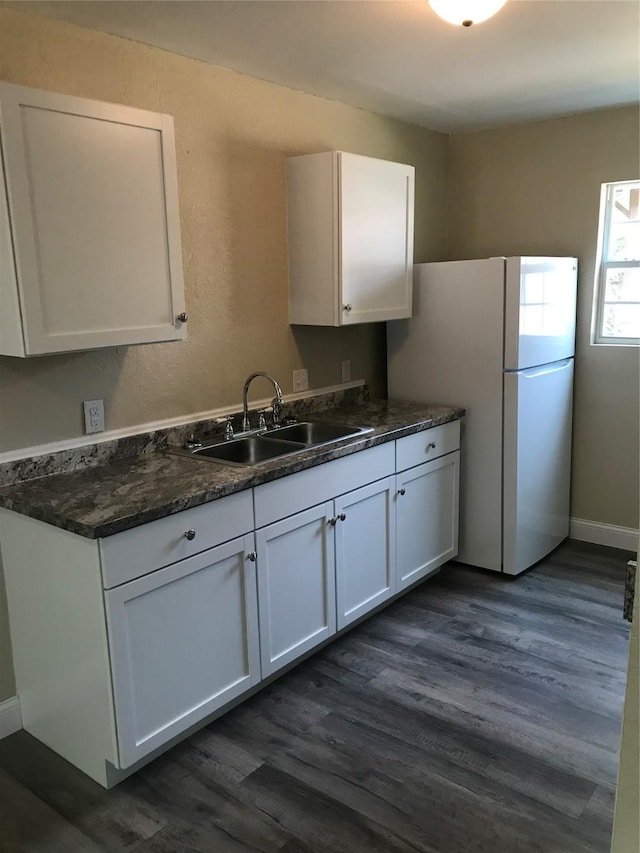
[448,107,640,529]
[0,7,449,701]
[0,6,449,452]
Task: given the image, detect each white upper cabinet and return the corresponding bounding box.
[287,151,414,326]
[0,82,186,356]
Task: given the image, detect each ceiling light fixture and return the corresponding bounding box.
[428,0,507,27]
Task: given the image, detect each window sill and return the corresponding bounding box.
[591,339,639,348]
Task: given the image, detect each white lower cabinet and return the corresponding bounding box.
[335,477,396,629]
[0,421,461,787]
[396,452,460,591]
[256,475,397,668]
[256,503,337,677]
[106,533,260,767]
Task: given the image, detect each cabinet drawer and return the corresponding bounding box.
[254,443,395,529]
[395,420,460,472]
[100,490,254,588]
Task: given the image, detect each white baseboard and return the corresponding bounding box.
[570,518,639,552]
[0,696,22,739]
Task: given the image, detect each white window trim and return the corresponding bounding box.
[591,180,640,347]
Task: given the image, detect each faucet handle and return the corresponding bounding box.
[184,433,202,450]
[271,397,283,426]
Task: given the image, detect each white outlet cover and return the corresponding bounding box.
[83,399,105,434]
[293,368,308,392]
[341,360,352,382]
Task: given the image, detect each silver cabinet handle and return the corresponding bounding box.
[427,442,436,450]
[338,513,347,521]
[398,488,406,496]
[184,529,196,541]
[247,551,257,562]
[176,312,188,323]
[343,304,352,312]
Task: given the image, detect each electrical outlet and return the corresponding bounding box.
[292,368,308,392]
[341,359,352,383]
[83,399,105,434]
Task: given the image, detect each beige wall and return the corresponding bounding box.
[448,107,640,529]
[0,7,449,452]
[0,8,449,700]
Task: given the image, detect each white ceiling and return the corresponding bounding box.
[7,0,640,132]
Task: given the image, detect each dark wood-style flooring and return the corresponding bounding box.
[0,540,632,853]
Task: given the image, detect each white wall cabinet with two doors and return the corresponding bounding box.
[0,421,459,787]
[0,82,186,356]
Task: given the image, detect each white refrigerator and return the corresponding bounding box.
[387,256,578,576]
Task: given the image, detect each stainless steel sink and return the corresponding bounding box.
[171,419,372,467]
[191,436,305,466]
[267,421,372,445]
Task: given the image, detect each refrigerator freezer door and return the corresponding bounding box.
[388,258,505,573]
[504,257,577,370]
[503,358,574,576]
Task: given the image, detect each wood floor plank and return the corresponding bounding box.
[125,748,293,853]
[0,768,104,853]
[0,731,165,852]
[283,657,600,818]
[217,688,592,853]
[0,540,631,853]
[240,763,433,853]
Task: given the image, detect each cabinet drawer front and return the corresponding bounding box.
[254,443,395,528]
[100,490,254,588]
[395,420,460,472]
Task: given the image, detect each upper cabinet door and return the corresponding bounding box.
[287,150,414,326]
[0,83,186,356]
[339,153,414,325]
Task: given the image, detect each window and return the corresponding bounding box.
[592,180,640,345]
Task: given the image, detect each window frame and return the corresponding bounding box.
[592,179,640,347]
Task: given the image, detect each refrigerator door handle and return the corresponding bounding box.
[507,358,573,379]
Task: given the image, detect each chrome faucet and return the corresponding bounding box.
[242,372,284,432]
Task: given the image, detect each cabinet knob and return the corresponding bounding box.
[338,513,347,522]
[427,442,436,450]
[398,488,406,496]
[343,304,352,313]
[247,551,257,562]
[184,529,196,541]
[328,517,337,526]
[176,312,188,323]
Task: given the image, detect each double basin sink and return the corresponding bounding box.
[176,420,373,467]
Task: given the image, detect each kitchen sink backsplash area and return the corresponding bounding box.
[0,385,369,488]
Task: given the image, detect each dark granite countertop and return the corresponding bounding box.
[0,400,464,540]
